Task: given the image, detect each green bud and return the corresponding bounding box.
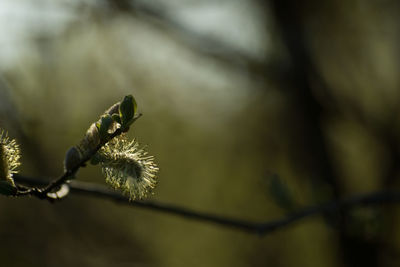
[119,95,137,127]
[77,123,101,159]
[112,114,121,124]
[64,146,82,173]
[96,115,114,140]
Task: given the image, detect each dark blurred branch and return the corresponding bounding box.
[268,1,379,265]
[13,174,400,235]
[103,0,275,79]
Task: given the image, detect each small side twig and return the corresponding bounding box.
[12,174,400,235]
[20,128,125,201]
[41,129,124,196]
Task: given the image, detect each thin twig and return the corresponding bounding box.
[38,128,124,199]
[12,174,400,235]
[10,128,125,201]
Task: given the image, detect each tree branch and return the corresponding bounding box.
[15,103,142,200]
[12,174,400,235]
[102,0,275,79]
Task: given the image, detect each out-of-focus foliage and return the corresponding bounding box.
[0,0,399,266]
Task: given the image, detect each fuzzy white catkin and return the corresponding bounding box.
[0,130,20,185]
[95,135,158,200]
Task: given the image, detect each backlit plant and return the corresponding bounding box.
[0,95,158,200]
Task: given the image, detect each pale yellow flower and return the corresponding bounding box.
[0,130,21,185]
[95,135,158,200]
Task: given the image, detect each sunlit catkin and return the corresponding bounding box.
[94,135,158,200]
[0,130,21,185]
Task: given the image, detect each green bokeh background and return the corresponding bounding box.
[1,1,400,266]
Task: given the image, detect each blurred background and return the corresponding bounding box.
[1,0,400,266]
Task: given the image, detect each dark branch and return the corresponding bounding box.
[102,0,275,80]
[40,128,124,197]
[12,174,400,235]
